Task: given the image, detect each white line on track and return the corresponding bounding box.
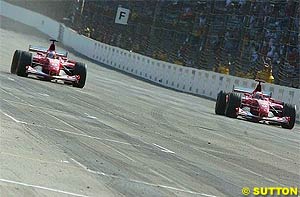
[37,93,49,97]
[84,113,97,119]
[7,77,15,81]
[153,143,175,154]
[70,158,216,197]
[2,112,28,124]
[0,178,88,197]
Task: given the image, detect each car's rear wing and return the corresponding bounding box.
[233,86,272,97]
[29,45,68,57]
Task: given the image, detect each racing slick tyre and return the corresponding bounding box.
[11,50,22,74]
[281,104,296,129]
[16,51,32,77]
[215,91,227,115]
[72,62,87,88]
[225,93,241,118]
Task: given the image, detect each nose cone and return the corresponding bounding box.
[48,59,60,75]
[257,100,269,117]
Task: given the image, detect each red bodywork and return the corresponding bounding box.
[233,88,290,124]
[27,44,78,83]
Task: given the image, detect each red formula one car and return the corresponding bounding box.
[10,39,87,88]
[215,80,296,129]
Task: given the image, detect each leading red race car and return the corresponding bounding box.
[10,39,87,88]
[215,80,296,129]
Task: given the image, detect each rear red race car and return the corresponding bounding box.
[215,80,296,129]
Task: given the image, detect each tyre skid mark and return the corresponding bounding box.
[192,125,298,161]
[1,110,175,156]
[0,152,72,168]
[0,178,88,197]
[136,125,287,186]
[70,158,217,197]
[1,86,140,162]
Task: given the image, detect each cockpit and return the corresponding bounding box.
[254,92,264,100]
[47,51,56,59]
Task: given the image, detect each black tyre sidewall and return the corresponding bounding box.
[225,93,241,118]
[73,62,87,88]
[16,51,32,77]
[11,50,22,74]
[215,91,226,115]
[282,104,296,129]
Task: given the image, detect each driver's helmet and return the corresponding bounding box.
[254,92,263,100]
[47,51,56,59]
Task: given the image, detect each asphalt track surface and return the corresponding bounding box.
[0,18,299,197]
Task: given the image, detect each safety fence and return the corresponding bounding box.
[1,1,299,121]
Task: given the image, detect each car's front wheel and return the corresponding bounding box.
[225,93,241,118]
[215,91,227,115]
[281,104,296,129]
[11,50,22,74]
[72,62,87,88]
[16,51,32,77]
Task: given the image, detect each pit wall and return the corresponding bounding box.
[1,1,299,121]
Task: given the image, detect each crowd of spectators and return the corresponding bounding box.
[7,0,299,88]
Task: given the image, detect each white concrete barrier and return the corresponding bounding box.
[1,0,60,40]
[1,1,299,121]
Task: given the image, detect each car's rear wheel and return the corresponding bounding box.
[215,91,227,115]
[11,50,22,74]
[281,104,296,129]
[72,62,87,88]
[16,51,32,77]
[225,93,241,118]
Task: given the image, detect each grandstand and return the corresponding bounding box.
[6,0,300,88]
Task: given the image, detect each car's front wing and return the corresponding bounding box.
[27,66,77,82]
[238,108,289,124]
